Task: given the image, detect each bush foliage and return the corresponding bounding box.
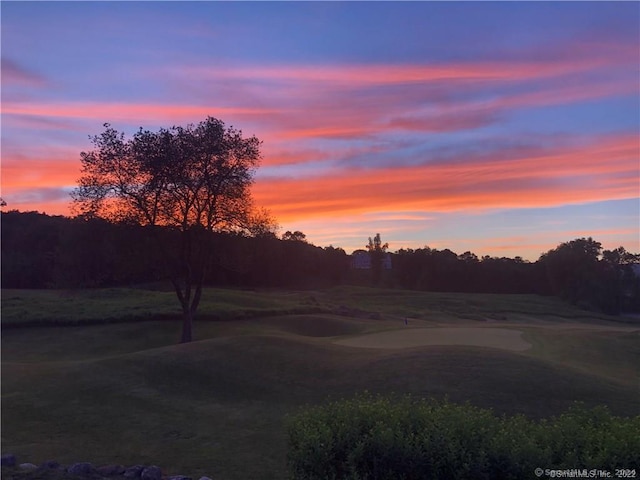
[287,394,640,480]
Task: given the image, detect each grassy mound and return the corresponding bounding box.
[256,314,368,337]
[335,326,531,351]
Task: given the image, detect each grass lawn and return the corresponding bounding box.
[2,286,638,480]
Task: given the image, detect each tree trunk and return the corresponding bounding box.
[172,278,194,344]
[181,307,193,343]
[173,229,209,344]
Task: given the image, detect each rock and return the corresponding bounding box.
[1,454,16,467]
[124,465,146,479]
[67,462,95,476]
[141,465,162,480]
[168,476,192,480]
[98,464,126,476]
[40,460,61,470]
[198,477,212,480]
[19,463,38,471]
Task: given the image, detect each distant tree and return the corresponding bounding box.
[457,251,479,291]
[536,237,640,313]
[539,237,602,307]
[282,230,307,242]
[458,251,479,264]
[72,117,275,342]
[599,247,640,313]
[322,245,349,285]
[431,248,460,291]
[366,233,389,286]
[0,198,6,207]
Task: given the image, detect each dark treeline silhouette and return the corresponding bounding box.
[393,248,549,295]
[2,210,639,314]
[0,211,349,291]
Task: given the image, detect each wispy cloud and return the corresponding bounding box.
[0,187,72,215]
[1,58,48,87]
[175,42,633,86]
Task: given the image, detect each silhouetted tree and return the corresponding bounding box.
[282,230,307,242]
[72,117,274,342]
[536,237,640,313]
[366,233,389,286]
[539,237,602,307]
[599,247,640,313]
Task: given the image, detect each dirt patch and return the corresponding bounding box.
[334,327,531,351]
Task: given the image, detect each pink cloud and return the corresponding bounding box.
[1,102,274,124]
[180,50,628,87]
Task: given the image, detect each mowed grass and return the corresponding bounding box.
[0,287,320,327]
[2,286,639,480]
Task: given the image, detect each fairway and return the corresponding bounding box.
[335,326,531,351]
[2,287,639,480]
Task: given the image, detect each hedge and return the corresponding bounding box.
[286,394,640,480]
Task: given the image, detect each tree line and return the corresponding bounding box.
[0,211,348,291]
[2,210,639,315]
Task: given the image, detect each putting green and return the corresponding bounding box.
[335,327,531,351]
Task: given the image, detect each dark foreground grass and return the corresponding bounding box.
[2,287,639,480]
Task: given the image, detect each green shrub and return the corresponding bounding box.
[286,394,640,480]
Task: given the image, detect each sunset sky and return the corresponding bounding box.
[2,2,638,260]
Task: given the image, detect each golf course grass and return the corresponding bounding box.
[2,286,638,480]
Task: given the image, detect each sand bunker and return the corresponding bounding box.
[335,327,531,352]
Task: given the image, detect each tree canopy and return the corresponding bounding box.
[72,117,267,231]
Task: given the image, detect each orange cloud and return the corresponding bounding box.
[4,133,634,223]
[0,196,70,216]
[2,150,81,190]
[253,133,639,222]
[260,146,330,166]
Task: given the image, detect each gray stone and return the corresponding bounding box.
[19,463,38,471]
[40,460,61,470]
[98,464,126,476]
[168,476,192,480]
[1,454,16,467]
[67,462,95,476]
[198,477,213,480]
[124,465,146,479]
[141,465,162,480]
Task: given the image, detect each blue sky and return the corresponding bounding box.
[2,1,638,259]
